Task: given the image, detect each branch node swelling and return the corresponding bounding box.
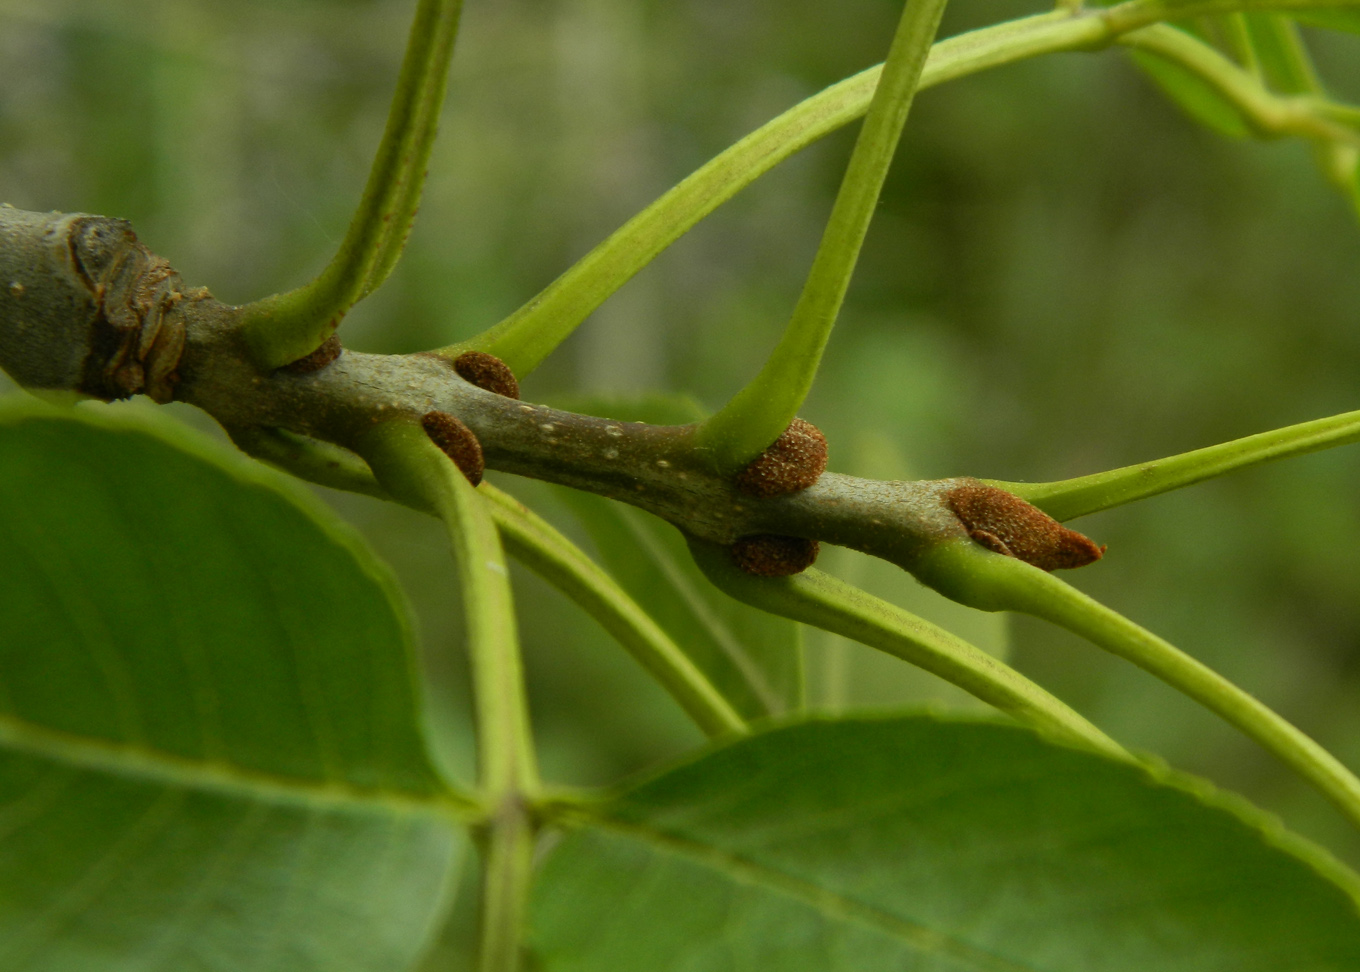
[0,209,206,404]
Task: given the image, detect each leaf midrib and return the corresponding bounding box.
[0,711,473,818]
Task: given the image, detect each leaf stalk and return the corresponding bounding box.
[238,0,464,370]
[693,0,951,472]
[917,540,1360,833]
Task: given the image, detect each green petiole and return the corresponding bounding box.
[991,408,1360,521]
[692,0,950,473]
[442,0,1360,384]
[689,539,1128,759]
[238,0,463,370]
[917,539,1360,834]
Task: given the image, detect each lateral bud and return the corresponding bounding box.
[734,417,828,497]
[453,350,520,399]
[730,534,820,577]
[421,410,485,486]
[945,479,1104,571]
[281,335,343,374]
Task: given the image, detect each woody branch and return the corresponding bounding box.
[0,209,1101,580]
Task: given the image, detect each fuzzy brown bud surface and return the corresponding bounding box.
[945,480,1104,571]
[734,417,828,497]
[730,534,820,576]
[453,350,520,399]
[422,410,485,486]
[281,335,343,374]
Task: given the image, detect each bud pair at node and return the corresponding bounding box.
[421,350,521,486]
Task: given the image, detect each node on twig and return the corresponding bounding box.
[730,534,820,576]
[945,479,1104,571]
[0,211,194,403]
[421,410,485,486]
[734,417,828,497]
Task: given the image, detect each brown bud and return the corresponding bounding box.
[734,417,828,497]
[453,350,520,399]
[945,480,1104,571]
[421,410,485,486]
[281,334,342,374]
[730,534,820,577]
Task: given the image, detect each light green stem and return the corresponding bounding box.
[693,0,950,472]
[441,7,1102,375]
[1240,11,1321,94]
[1314,100,1360,130]
[688,540,1127,758]
[357,422,537,972]
[230,428,745,738]
[478,797,535,972]
[227,426,392,500]
[1117,24,1357,144]
[442,0,1360,380]
[1221,13,1262,76]
[990,407,1360,521]
[918,540,1360,833]
[239,0,463,369]
[358,423,537,797]
[482,485,748,738]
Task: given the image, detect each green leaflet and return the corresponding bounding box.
[0,400,464,972]
[548,395,802,720]
[532,715,1360,972]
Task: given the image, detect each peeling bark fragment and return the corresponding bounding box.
[730,534,820,576]
[945,479,1105,571]
[453,350,520,400]
[281,335,343,374]
[734,417,828,497]
[422,410,485,486]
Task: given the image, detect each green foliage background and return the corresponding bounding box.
[2,0,1360,929]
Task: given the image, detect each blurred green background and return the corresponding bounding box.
[3,0,1360,931]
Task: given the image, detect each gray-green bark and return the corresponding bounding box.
[0,207,1075,581]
